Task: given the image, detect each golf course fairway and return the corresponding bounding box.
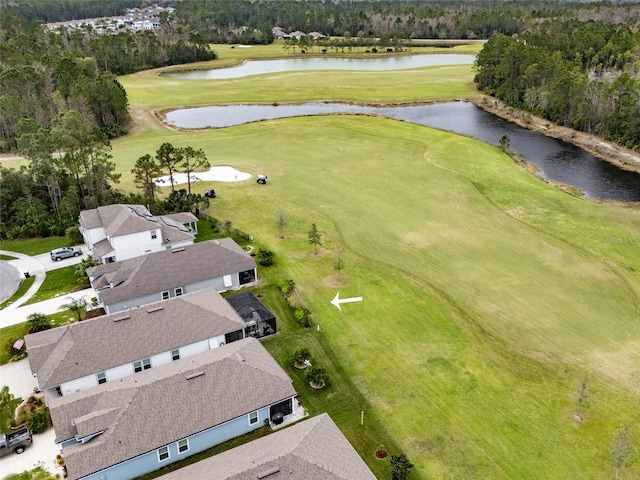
[108,50,640,479]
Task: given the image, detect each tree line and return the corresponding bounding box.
[474,20,640,151]
[174,0,640,44]
[0,10,214,152]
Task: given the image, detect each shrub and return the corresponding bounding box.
[293,304,311,328]
[25,408,50,434]
[276,278,295,297]
[26,312,52,334]
[65,226,84,245]
[257,249,274,266]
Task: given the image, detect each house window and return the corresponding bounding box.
[171,349,180,361]
[174,287,183,296]
[248,411,259,425]
[134,358,151,373]
[161,291,170,300]
[157,446,169,462]
[96,372,107,384]
[151,230,157,240]
[177,438,189,454]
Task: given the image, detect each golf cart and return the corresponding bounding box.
[204,188,216,198]
[257,175,268,185]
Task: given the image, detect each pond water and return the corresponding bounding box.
[164,101,640,201]
[160,54,477,79]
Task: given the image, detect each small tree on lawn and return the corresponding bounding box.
[574,375,589,419]
[222,219,233,237]
[334,248,344,278]
[26,312,51,334]
[305,367,327,389]
[308,223,321,256]
[390,453,414,480]
[59,296,88,321]
[275,208,287,238]
[611,424,634,480]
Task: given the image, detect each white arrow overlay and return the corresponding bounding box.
[331,292,363,311]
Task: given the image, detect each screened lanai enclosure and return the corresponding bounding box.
[226,292,277,339]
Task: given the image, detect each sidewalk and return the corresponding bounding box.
[0,248,95,328]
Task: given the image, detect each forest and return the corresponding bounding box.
[474,21,640,150]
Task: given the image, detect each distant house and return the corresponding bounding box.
[26,289,247,404]
[50,338,298,480]
[79,204,198,264]
[155,413,378,480]
[86,239,257,314]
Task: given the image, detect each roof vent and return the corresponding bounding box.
[147,306,164,313]
[185,371,205,380]
[113,314,131,322]
[257,467,280,479]
[235,352,244,362]
[172,247,185,253]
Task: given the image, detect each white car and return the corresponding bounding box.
[50,247,82,261]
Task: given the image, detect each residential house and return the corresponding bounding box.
[86,239,257,314]
[155,413,378,480]
[79,204,198,264]
[50,338,298,480]
[26,289,248,404]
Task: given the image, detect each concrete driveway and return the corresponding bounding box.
[0,360,64,478]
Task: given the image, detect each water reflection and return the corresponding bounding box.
[164,102,640,201]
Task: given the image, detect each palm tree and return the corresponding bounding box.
[305,367,327,389]
[3,467,58,480]
[58,296,88,322]
[292,347,311,369]
[26,312,51,333]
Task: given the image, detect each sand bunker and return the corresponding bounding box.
[154,166,251,186]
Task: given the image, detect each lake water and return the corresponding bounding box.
[160,54,640,201]
[161,54,477,79]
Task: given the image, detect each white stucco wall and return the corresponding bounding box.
[111,230,163,261]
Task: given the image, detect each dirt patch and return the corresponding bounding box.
[470,96,640,175]
[322,275,346,287]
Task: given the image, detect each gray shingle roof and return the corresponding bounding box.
[156,413,377,480]
[51,338,295,480]
[26,289,247,390]
[79,204,193,242]
[87,239,256,305]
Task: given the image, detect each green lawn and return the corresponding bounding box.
[0,236,67,256]
[22,266,80,305]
